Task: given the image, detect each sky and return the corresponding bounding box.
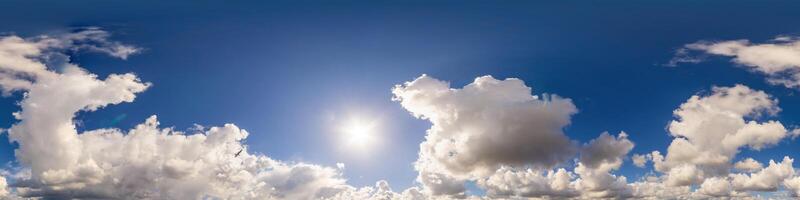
[1,0,800,199]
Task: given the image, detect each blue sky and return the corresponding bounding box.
[2,1,800,199]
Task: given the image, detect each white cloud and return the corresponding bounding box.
[672,37,800,89]
[0,176,8,198]
[619,84,798,199]
[392,74,800,199]
[734,158,764,173]
[580,132,634,170]
[57,27,142,59]
[469,131,638,199]
[784,176,800,197]
[573,132,635,199]
[731,157,794,192]
[321,180,431,200]
[392,74,578,195]
[629,176,692,199]
[0,29,422,200]
[632,154,648,168]
[664,156,795,198]
[652,84,790,186]
[696,177,737,197]
[393,75,648,199]
[414,168,466,198]
[478,167,578,198]
[627,84,798,199]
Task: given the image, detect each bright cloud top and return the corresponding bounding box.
[652,85,791,186]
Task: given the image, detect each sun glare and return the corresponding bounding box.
[342,119,377,149]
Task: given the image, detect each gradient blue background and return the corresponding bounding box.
[1,0,800,193]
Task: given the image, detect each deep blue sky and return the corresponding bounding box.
[1,0,800,191]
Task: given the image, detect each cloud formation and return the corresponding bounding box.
[735,158,764,173]
[0,29,427,200]
[393,75,656,199]
[651,84,791,187]
[671,37,800,89]
[392,74,800,199]
[412,80,799,199]
[392,74,579,195]
[472,131,638,199]
[392,75,578,176]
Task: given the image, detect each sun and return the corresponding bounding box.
[341,119,377,149]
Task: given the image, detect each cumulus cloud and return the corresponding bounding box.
[323,181,430,200]
[414,168,467,198]
[580,132,634,170]
[0,29,423,200]
[478,167,578,198]
[620,84,800,199]
[393,75,652,199]
[784,176,800,197]
[474,131,637,199]
[734,158,764,173]
[0,27,140,95]
[573,132,635,199]
[652,84,791,186]
[730,156,794,192]
[392,74,578,194]
[632,154,649,168]
[695,177,743,198]
[391,74,800,199]
[674,156,795,199]
[629,176,692,199]
[671,36,800,89]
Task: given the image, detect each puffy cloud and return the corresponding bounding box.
[573,164,633,199]
[393,74,800,199]
[629,176,692,199]
[653,84,790,186]
[696,177,736,197]
[0,29,406,200]
[671,37,800,89]
[478,167,578,198]
[0,176,8,198]
[580,132,634,170]
[393,75,651,199]
[0,27,140,95]
[632,154,648,168]
[784,176,800,197]
[623,84,798,199]
[662,164,705,187]
[658,157,795,198]
[414,168,466,198]
[632,85,799,199]
[573,132,635,199]
[476,132,636,199]
[734,158,764,173]
[323,180,430,200]
[730,157,794,192]
[392,74,578,195]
